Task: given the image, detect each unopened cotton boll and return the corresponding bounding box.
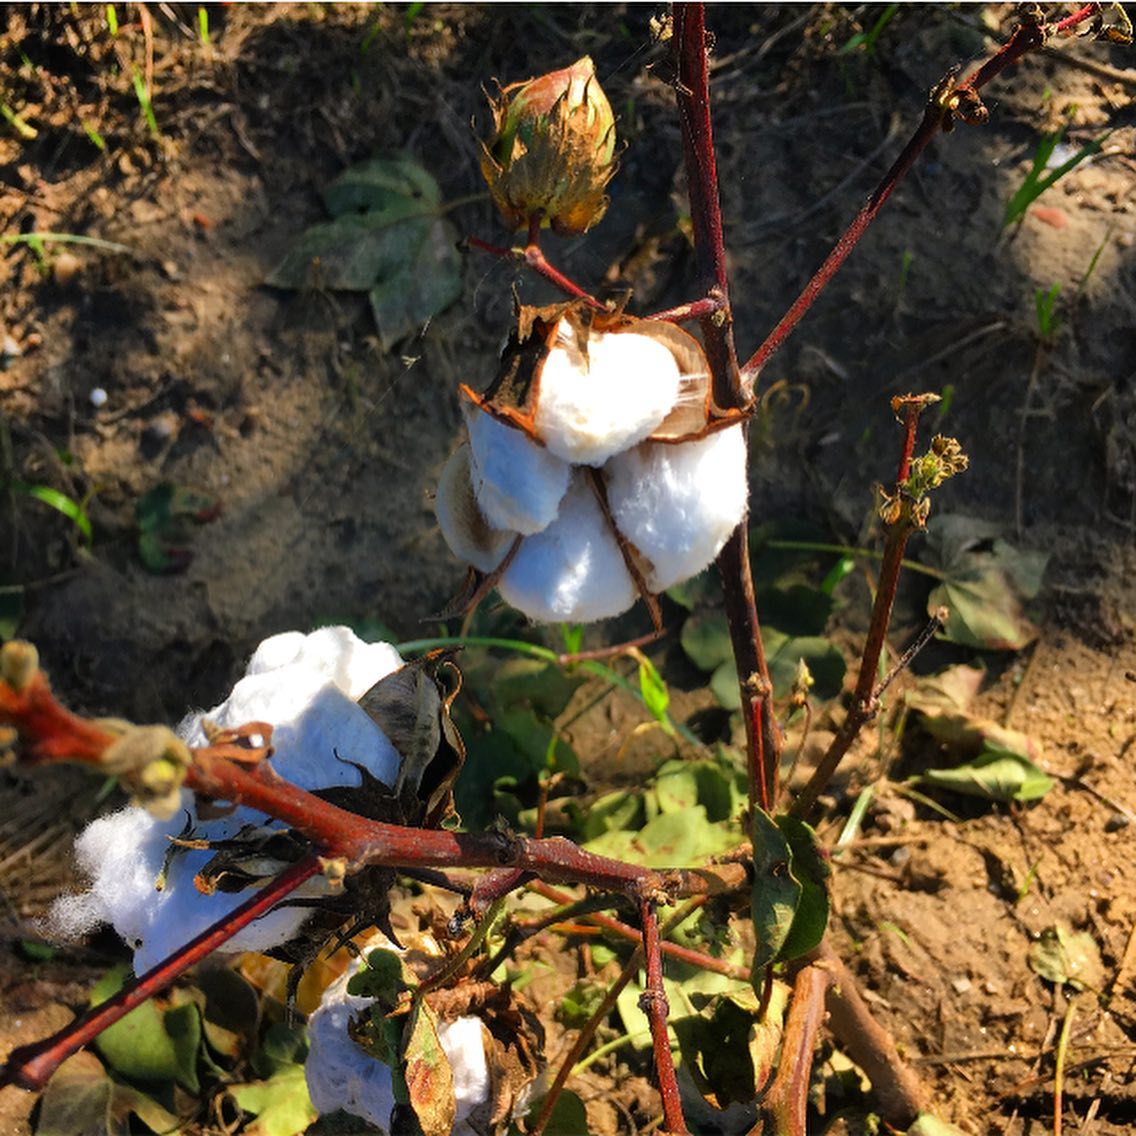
[305,937,490,1132]
[49,628,405,974]
[434,443,516,573]
[534,319,683,466]
[499,472,636,622]
[606,424,748,593]
[464,400,571,534]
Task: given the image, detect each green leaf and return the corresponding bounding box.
[369,216,463,350]
[196,964,260,1060]
[710,659,741,710]
[637,655,670,726]
[774,815,831,961]
[229,1064,317,1136]
[574,788,644,841]
[320,156,440,218]
[542,1089,589,1136]
[756,584,833,637]
[35,1050,181,1136]
[89,967,201,1090]
[267,157,463,350]
[765,631,845,701]
[680,612,733,672]
[919,747,1054,803]
[10,482,92,544]
[749,810,802,972]
[1027,925,1105,991]
[922,515,1048,651]
[586,805,738,867]
[491,657,581,718]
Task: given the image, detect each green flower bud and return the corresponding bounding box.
[479,56,617,236]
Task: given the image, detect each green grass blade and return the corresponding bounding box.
[9,482,93,543]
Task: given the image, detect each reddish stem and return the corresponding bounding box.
[761,963,834,1135]
[812,938,930,1126]
[528,880,751,980]
[2,856,320,1092]
[639,898,688,1134]
[465,234,604,308]
[791,401,926,818]
[739,5,1100,382]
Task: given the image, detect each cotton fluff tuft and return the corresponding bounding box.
[534,319,682,466]
[305,938,490,1132]
[464,400,571,535]
[606,424,748,592]
[50,628,405,974]
[499,472,636,622]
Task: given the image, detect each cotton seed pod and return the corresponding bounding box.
[498,471,637,622]
[605,423,748,593]
[460,301,726,469]
[479,56,617,235]
[434,443,517,572]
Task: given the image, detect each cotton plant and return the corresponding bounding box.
[51,627,406,972]
[305,931,492,1134]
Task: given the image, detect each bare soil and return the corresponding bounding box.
[1,5,1135,1135]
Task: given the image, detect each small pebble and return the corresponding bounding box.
[89,387,108,409]
[1104,813,1130,833]
[951,977,972,995]
[52,251,83,286]
[2,334,21,359]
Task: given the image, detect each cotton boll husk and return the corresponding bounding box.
[434,443,516,573]
[463,399,571,535]
[305,938,490,1132]
[499,473,636,622]
[533,319,682,466]
[606,424,748,593]
[50,628,405,973]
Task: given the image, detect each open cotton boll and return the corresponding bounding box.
[435,443,516,573]
[606,424,748,593]
[500,473,636,622]
[464,400,571,535]
[306,940,490,1132]
[534,319,682,466]
[242,626,403,702]
[50,627,405,973]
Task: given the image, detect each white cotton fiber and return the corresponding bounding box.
[434,443,516,573]
[305,939,489,1132]
[534,320,682,466]
[499,473,636,622]
[464,400,571,536]
[50,627,406,974]
[606,424,748,593]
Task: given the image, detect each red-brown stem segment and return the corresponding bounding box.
[1,856,321,1092]
[640,898,689,1134]
[812,938,930,1126]
[760,963,834,1136]
[716,527,780,814]
[738,5,1102,382]
[672,4,747,415]
[528,879,751,981]
[0,659,751,901]
[790,401,927,819]
[465,235,604,308]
